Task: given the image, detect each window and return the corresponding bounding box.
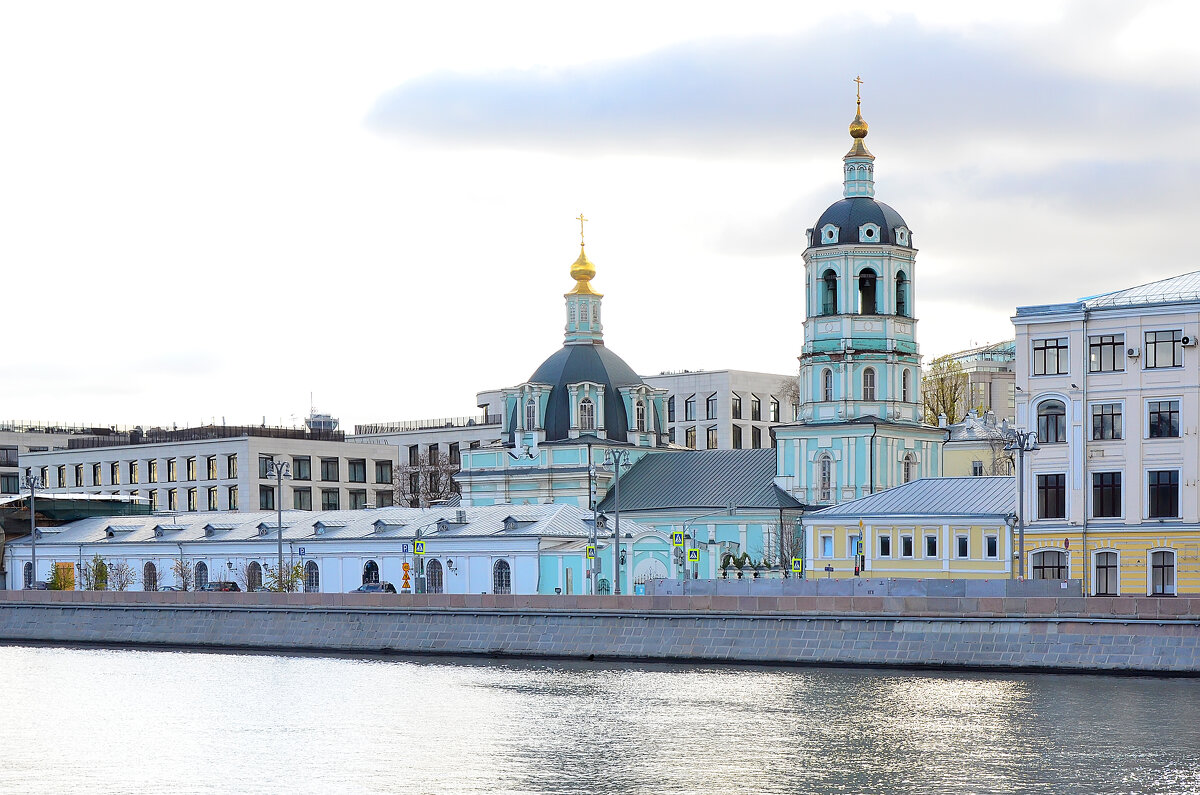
[493,560,512,594]
[149,491,159,511]
[56,465,66,488]
[525,399,537,430]
[925,535,938,558]
[129,461,139,484]
[1151,550,1176,595]
[1148,400,1180,438]
[228,486,238,511]
[635,401,647,432]
[428,444,439,465]
[667,396,676,423]
[143,562,158,592]
[751,396,761,421]
[1032,550,1067,580]
[321,489,339,510]
[429,471,441,493]
[1088,334,1124,372]
[986,535,998,559]
[1032,338,1069,375]
[820,536,833,557]
[194,562,208,590]
[23,562,33,589]
[770,398,780,423]
[0,474,18,494]
[0,446,15,467]
[293,456,311,481]
[706,394,717,420]
[732,425,742,449]
[1037,400,1066,444]
[74,464,83,487]
[902,455,916,483]
[668,428,675,444]
[259,485,274,510]
[408,446,420,467]
[375,461,392,484]
[1092,403,1122,440]
[1092,472,1121,518]
[579,398,596,430]
[902,370,911,403]
[167,489,178,511]
[449,443,460,465]
[1145,330,1182,369]
[895,271,910,317]
[247,562,262,591]
[878,535,891,558]
[821,269,838,315]
[1094,551,1118,596]
[186,457,196,481]
[426,559,444,594]
[1148,470,1179,518]
[752,426,762,449]
[348,459,366,483]
[320,458,338,481]
[858,269,877,314]
[207,486,218,511]
[304,561,320,593]
[818,456,833,502]
[293,488,312,510]
[148,459,158,483]
[349,489,367,509]
[376,490,393,508]
[706,426,718,449]
[408,472,420,501]
[684,427,696,449]
[227,454,237,478]
[823,369,834,402]
[901,535,914,558]
[108,461,120,485]
[684,395,696,421]
[731,394,742,419]
[1037,474,1066,519]
[955,535,968,558]
[972,461,984,477]
[92,462,102,486]
[258,456,272,478]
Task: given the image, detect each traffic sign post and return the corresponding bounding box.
[586,544,596,560]
[414,540,425,555]
[791,557,803,575]
[687,548,700,564]
[671,531,684,547]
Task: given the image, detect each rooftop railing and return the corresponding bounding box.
[354,415,500,434]
[66,425,344,450]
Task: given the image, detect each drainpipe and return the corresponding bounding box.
[868,422,879,497]
[1081,307,1090,596]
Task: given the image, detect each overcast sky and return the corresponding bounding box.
[3,1,1198,431]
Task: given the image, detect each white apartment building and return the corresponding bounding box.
[642,370,797,450]
[21,427,399,514]
[0,424,114,496]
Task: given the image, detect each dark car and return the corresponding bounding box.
[157,585,181,592]
[199,581,241,592]
[352,582,397,594]
[23,582,49,590]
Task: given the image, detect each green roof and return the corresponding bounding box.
[597,449,803,512]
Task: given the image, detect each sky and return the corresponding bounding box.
[3,1,1199,431]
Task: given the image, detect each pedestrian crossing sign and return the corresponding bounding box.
[687,548,700,563]
[672,531,684,547]
[586,544,596,559]
[791,557,803,574]
[414,540,425,555]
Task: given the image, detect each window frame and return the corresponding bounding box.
[924,534,938,559]
[1147,469,1180,519]
[1088,333,1125,373]
[1036,399,1067,444]
[1091,471,1122,519]
[1150,549,1176,595]
[1031,337,1070,376]
[877,534,892,559]
[1037,473,1067,519]
[1093,550,1119,596]
[1090,401,1123,441]
[900,534,914,558]
[1144,330,1183,369]
[862,368,876,401]
[1146,398,1181,439]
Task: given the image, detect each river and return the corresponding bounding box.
[1,644,1197,794]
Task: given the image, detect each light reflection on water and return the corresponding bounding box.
[1,644,1198,795]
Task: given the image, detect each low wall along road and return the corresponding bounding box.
[1,589,1197,675]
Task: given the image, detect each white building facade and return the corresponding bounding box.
[642,369,796,450]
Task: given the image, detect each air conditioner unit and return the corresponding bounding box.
[1127,346,1141,358]
[1183,335,1197,347]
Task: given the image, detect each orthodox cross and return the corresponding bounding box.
[854,75,864,106]
[576,213,588,246]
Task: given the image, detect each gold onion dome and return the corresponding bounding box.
[849,108,868,139]
[844,103,873,159]
[568,245,600,295]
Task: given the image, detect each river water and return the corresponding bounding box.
[2,644,1198,795]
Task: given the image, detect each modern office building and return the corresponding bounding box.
[641,369,796,450]
[943,340,1017,423]
[0,423,115,496]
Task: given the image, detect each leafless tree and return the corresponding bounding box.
[170,554,195,591]
[393,451,461,508]
[986,435,1016,476]
[776,370,801,417]
[922,355,969,425]
[107,561,138,591]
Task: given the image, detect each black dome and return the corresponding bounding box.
[517,344,647,443]
[810,197,912,248]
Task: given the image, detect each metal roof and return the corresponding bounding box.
[811,476,1014,518]
[596,449,803,512]
[809,197,912,248]
[1083,271,1200,310]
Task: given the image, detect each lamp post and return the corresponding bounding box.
[680,505,735,581]
[265,459,291,590]
[602,449,630,595]
[1003,429,1039,579]
[22,469,43,589]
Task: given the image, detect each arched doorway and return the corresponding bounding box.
[426,559,444,594]
[23,562,33,589]
[492,559,511,594]
[362,559,380,584]
[247,561,263,590]
[143,562,158,592]
[194,562,209,590]
[304,561,320,593]
[633,557,668,588]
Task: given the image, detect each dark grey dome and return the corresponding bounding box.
[515,344,648,443]
[810,197,912,248]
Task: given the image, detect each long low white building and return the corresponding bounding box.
[4,504,659,596]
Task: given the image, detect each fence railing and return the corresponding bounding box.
[354,416,500,434]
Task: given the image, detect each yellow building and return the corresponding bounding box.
[942,411,1014,478]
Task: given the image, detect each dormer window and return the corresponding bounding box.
[821,224,840,244]
[896,226,910,246]
[579,397,595,431]
[525,399,537,431]
[859,223,880,243]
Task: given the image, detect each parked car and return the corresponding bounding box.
[251,586,271,592]
[157,586,181,592]
[199,581,241,592]
[23,582,49,590]
[352,582,397,594]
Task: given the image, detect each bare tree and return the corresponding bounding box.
[393,451,461,508]
[986,435,1016,476]
[170,553,195,591]
[107,561,137,591]
[776,370,801,418]
[922,355,969,425]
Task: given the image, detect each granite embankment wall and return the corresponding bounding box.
[1,590,1198,674]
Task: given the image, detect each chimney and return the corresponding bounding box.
[938,413,948,428]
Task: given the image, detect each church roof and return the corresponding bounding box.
[810,197,912,249]
[596,449,803,512]
[520,343,647,444]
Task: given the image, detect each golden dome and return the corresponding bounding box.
[567,245,601,296]
[849,107,868,139]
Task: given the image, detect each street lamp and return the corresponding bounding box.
[22,468,43,589]
[265,459,291,590]
[1003,428,1039,579]
[680,505,735,581]
[602,449,631,595]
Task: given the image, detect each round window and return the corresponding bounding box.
[865,228,874,237]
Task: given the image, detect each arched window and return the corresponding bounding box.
[858,269,877,314]
[593,304,600,323]
[1094,551,1118,596]
[426,559,444,594]
[194,562,208,590]
[895,271,910,317]
[362,559,380,585]
[525,399,537,431]
[597,578,610,595]
[1037,400,1066,444]
[821,269,838,315]
[822,369,834,402]
[818,455,833,503]
[493,559,511,595]
[902,370,912,403]
[862,368,876,401]
[568,304,576,325]
[247,561,262,590]
[1031,550,1067,580]
[902,454,916,484]
[635,400,647,432]
[579,398,595,430]
[304,561,320,593]
[1152,550,1176,595]
[143,562,158,592]
[23,562,32,589]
